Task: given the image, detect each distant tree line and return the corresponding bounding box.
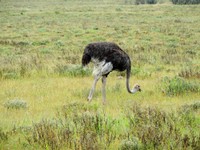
[171,0,200,4]
[124,0,157,5]
[124,0,200,4]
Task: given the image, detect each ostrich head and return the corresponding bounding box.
[132,84,141,93]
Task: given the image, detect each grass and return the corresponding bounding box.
[0,76,199,149]
[2,101,199,149]
[0,0,200,149]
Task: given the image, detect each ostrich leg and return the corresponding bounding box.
[88,75,100,102]
[88,61,112,102]
[102,76,107,104]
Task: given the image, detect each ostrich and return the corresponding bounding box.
[82,42,141,104]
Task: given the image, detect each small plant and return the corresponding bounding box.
[0,128,8,142]
[29,119,62,150]
[4,99,27,109]
[119,137,141,150]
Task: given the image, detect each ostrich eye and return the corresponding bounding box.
[136,85,140,88]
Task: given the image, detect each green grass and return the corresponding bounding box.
[0,0,200,149]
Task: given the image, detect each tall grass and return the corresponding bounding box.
[2,102,198,149]
[161,76,200,96]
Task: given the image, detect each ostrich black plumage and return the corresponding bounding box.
[82,42,141,104]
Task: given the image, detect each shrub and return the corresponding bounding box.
[161,76,200,96]
[125,102,200,149]
[4,99,28,109]
[119,137,141,150]
[181,101,200,113]
[178,66,200,79]
[27,103,117,149]
[0,68,20,79]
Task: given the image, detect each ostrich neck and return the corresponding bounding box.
[126,67,135,94]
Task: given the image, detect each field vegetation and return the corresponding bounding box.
[0,0,200,149]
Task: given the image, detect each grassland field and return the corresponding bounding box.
[0,0,200,149]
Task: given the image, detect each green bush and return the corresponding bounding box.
[161,76,200,96]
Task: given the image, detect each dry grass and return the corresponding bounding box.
[0,0,200,149]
